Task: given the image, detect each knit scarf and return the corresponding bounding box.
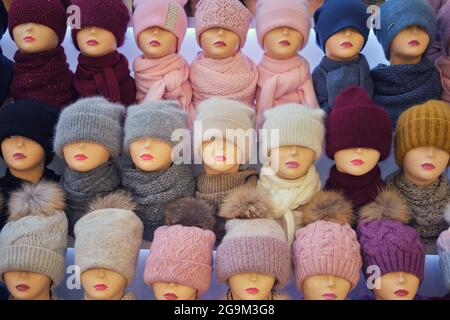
[436,55,450,103]
[190,51,258,109]
[0,46,12,106]
[61,161,121,235]
[10,46,75,110]
[256,54,319,128]
[74,51,136,106]
[371,58,443,126]
[121,164,195,241]
[257,164,321,245]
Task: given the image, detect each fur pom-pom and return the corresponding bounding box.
[358,190,410,223]
[444,204,450,226]
[300,191,353,226]
[88,191,136,212]
[165,198,215,231]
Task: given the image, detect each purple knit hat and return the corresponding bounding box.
[437,1,450,55]
[437,205,450,289]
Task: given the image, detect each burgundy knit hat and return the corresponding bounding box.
[8,0,69,44]
[326,86,392,161]
[71,0,130,50]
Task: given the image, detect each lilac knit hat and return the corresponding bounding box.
[357,191,426,282]
[293,191,362,291]
[215,188,291,288]
[437,205,450,289]
[437,1,450,55]
[144,198,216,295]
[195,0,253,49]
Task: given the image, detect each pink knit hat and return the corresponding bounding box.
[293,191,362,291]
[256,0,311,50]
[133,0,188,53]
[195,0,253,49]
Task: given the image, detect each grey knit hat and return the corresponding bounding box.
[54,97,125,159]
[0,181,68,287]
[74,192,144,286]
[123,101,188,154]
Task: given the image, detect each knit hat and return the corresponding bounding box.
[54,97,124,159]
[437,205,450,289]
[144,198,216,294]
[74,192,143,286]
[216,188,291,288]
[293,191,362,291]
[71,0,130,50]
[8,0,68,44]
[314,0,370,52]
[375,0,437,60]
[357,191,426,281]
[256,0,311,50]
[195,0,252,49]
[0,181,68,287]
[133,0,188,53]
[395,100,450,168]
[261,104,325,160]
[123,101,188,154]
[0,1,7,38]
[438,2,450,55]
[0,100,59,165]
[326,86,392,160]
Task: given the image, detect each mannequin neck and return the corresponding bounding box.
[390,54,422,65]
[9,161,45,184]
[204,164,240,175]
[228,289,272,301]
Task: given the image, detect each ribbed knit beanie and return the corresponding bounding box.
[437,1,450,55]
[437,205,450,289]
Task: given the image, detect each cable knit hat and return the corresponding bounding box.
[375,0,437,60]
[123,101,188,154]
[262,104,325,160]
[216,188,291,288]
[326,86,392,160]
[293,191,362,291]
[437,205,450,289]
[357,191,426,281]
[437,2,450,55]
[74,192,143,286]
[133,0,188,53]
[195,0,252,49]
[8,0,69,44]
[54,97,124,159]
[0,181,68,287]
[256,0,311,50]
[144,198,216,294]
[395,100,450,167]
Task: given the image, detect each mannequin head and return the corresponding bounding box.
[81,268,127,301]
[389,25,430,65]
[202,138,241,175]
[200,27,240,59]
[228,272,276,300]
[302,275,352,300]
[62,141,111,173]
[138,26,178,59]
[335,148,381,176]
[325,28,365,62]
[263,27,303,60]
[152,282,197,301]
[373,272,420,300]
[269,146,315,180]
[129,137,173,172]
[4,271,52,300]
[76,26,118,58]
[12,23,59,54]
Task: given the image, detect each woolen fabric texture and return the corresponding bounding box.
[437,1,450,56]
[0,1,7,37]
[436,55,450,103]
[0,3,12,106]
[437,225,450,289]
[427,0,448,62]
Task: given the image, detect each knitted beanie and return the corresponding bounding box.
[216,188,291,288]
[8,0,68,44]
[314,0,370,52]
[195,0,252,49]
[375,0,437,60]
[123,101,188,154]
[54,97,124,159]
[0,1,6,38]
[438,2,450,55]
[395,100,450,167]
[144,198,216,294]
[437,205,450,289]
[256,0,311,50]
[0,181,68,287]
[0,100,59,165]
[326,86,392,160]
[357,191,426,281]
[293,191,362,291]
[133,0,188,53]
[261,104,325,160]
[74,192,143,286]
[71,0,130,50]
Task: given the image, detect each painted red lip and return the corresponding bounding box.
[149,40,161,46]
[164,293,178,300]
[74,154,88,161]
[421,163,436,170]
[15,284,30,292]
[322,293,337,300]
[140,154,154,161]
[340,41,353,48]
[13,153,26,160]
[408,40,420,47]
[214,155,227,162]
[394,289,409,297]
[278,39,291,46]
[87,39,99,46]
[246,288,260,294]
[351,159,365,166]
[214,40,226,47]
[286,161,300,169]
[23,35,35,42]
[94,284,108,291]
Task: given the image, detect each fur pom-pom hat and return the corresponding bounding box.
[437,205,450,289]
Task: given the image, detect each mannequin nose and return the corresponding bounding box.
[290,147,297,156]
[426,147,435,157]
[152,27,159,34]
[327,275,335,287]
[89,26,97,34]
[355,148,363,154]
[218,28,224,35]
[411,25,420,34]
[282,27,289,35]
[250,273,258,282]
[16,137,24,148]
[25,23,33,31]
[168,282,176,288]
[144,140,152,149]
[344,28,351,36]
[78,142,85,149]
[397,272,406,284]
[20,272,28,279]
[97,268,105,279]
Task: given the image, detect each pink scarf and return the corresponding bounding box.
[256,54,319,129]
[436,55,450,103]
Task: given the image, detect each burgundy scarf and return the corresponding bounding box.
[10,46,75,110]
[74,51,136,106]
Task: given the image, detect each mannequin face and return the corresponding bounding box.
[77,26,118,57]
[4,271,52,300]
[335,148,381,176]
[1,136,45,173]
[12,23,59,54]
[269,146,315,180]
[390,25,430,65]
[202,139,241,175]
[129,138,173,172]
[138,26,178,59]
[263,27,303,60]
[152,282,197,300]
[302,275,352,300]
[200,28,240,59]
[81,268,127,301]
[228,272,276,300]
[325,28,365,62]
[403,146,449,186]
[63,141,111,173]
[374,272,420,300]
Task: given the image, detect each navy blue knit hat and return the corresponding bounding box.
[375,0,437,60]
[314,0,370,52]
